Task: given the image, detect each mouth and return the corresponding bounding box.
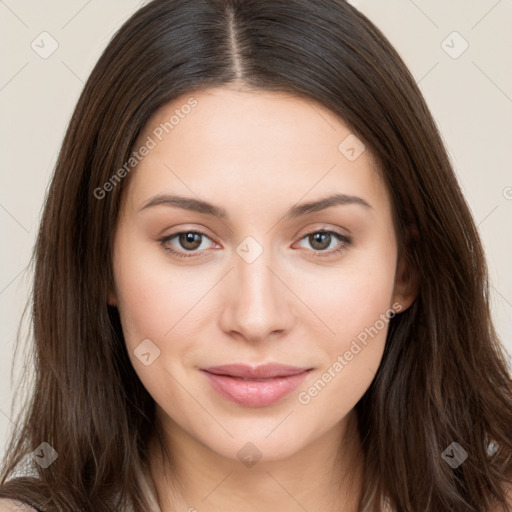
[200,363,313,407]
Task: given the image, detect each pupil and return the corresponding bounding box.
[312,232,330,250]
[181,232,200,249]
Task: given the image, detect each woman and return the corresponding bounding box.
[1,0,511,510]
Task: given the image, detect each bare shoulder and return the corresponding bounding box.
[490,481,512,512]
[0,499,37,512]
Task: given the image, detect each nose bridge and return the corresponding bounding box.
[218,238,293,341]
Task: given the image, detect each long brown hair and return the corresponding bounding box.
[1,0,511,510]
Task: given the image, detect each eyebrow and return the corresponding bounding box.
[139,192,373,219]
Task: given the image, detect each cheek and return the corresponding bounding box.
[113,234,208,349]
[293,242,396,406]
[113,243,207,410]
[297,243,396,344]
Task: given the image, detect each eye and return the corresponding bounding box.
[159,230,215,258]
[159,228,352,260]
[295,229,352,258]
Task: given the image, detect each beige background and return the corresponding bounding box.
[1,0,511,458]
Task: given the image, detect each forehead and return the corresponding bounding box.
[124,86,388,216]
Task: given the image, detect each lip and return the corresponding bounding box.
[200,363,313,407]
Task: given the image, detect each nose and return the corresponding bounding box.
[217,247,295,344]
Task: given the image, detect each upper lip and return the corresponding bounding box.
[201,363,312,379]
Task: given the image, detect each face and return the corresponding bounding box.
[110,86,415,464]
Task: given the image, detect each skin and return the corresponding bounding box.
[109,85,418,512]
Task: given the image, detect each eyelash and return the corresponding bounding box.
[158,228,352,260]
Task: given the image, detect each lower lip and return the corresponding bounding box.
[201,370,311,407]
